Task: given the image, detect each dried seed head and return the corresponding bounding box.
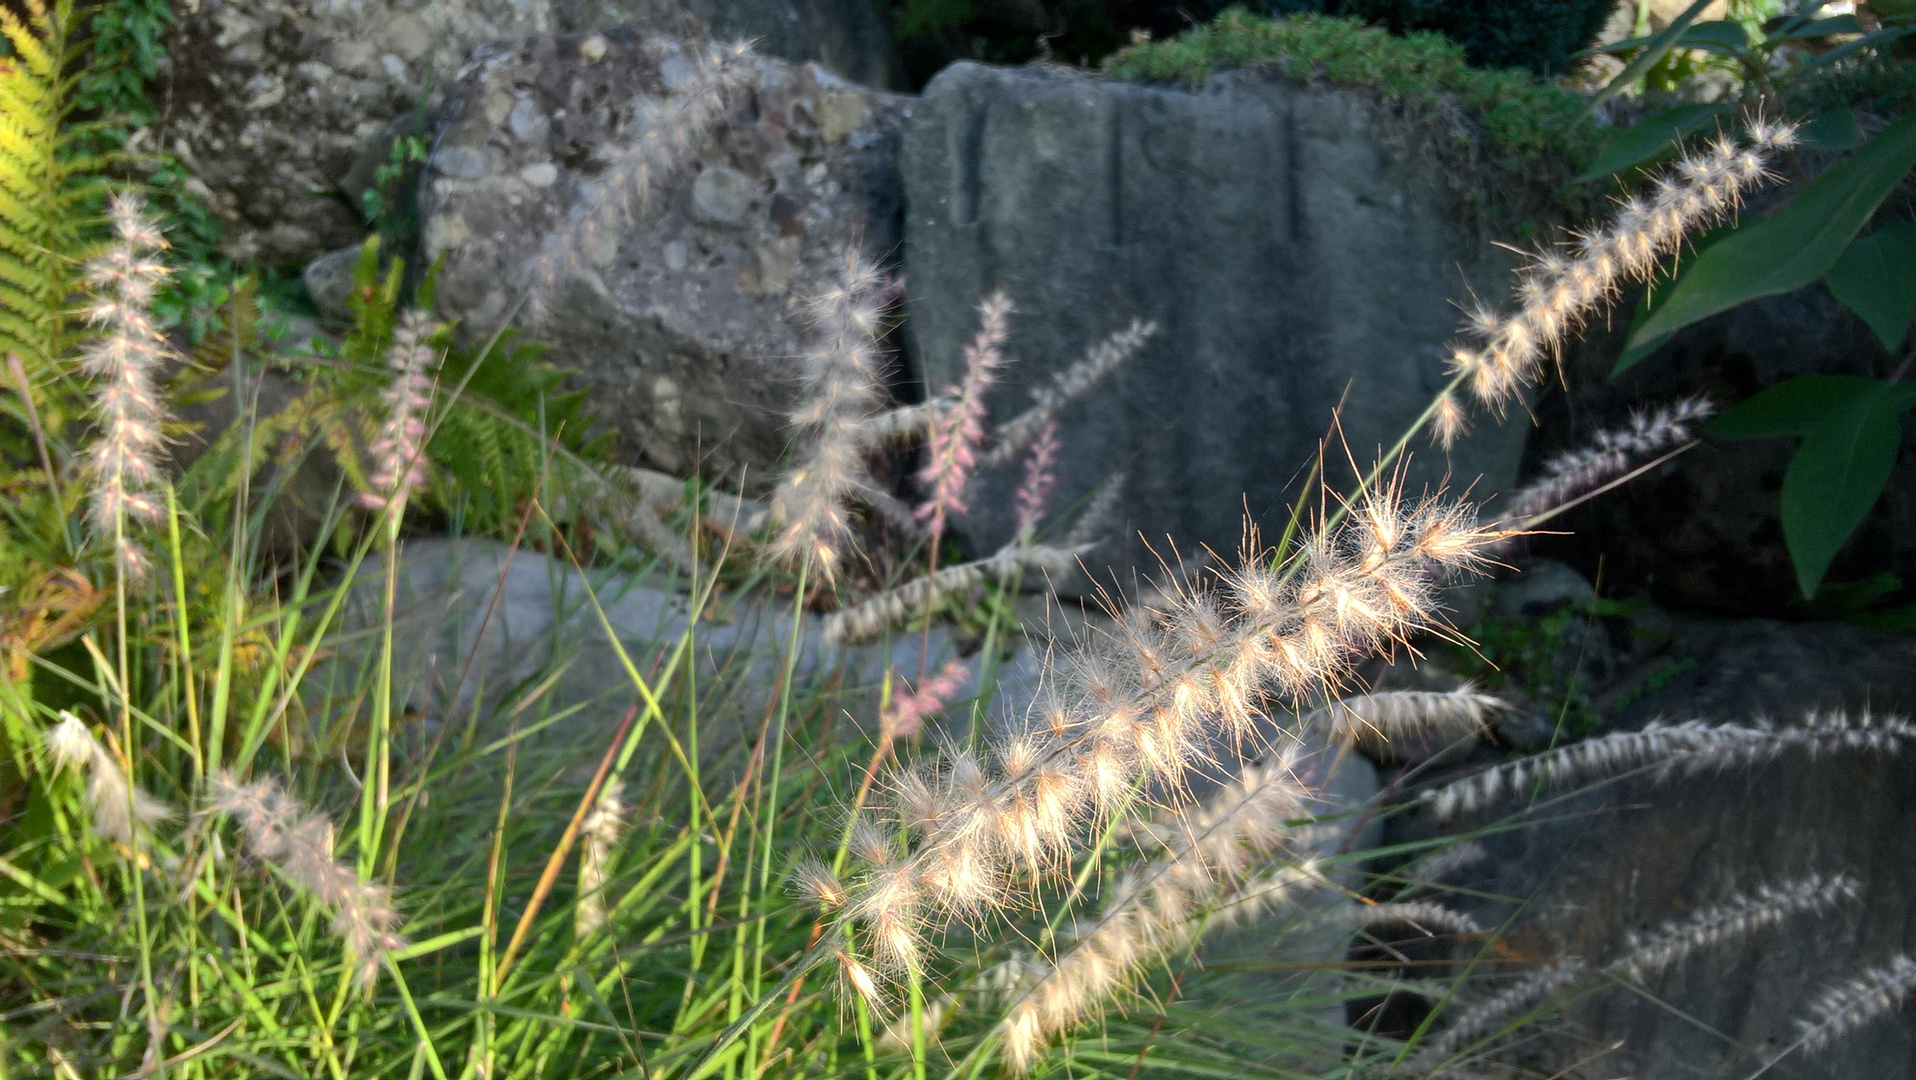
[792,860,850,911]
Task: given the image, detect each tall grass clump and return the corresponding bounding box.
[3,14,1897,1076]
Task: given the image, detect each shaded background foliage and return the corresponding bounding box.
[884,0,1619,90]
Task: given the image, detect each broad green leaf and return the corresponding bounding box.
[1766,14,1864,42]
[1710,375,1910,439]
[1586,0,1718,111]
[1800,23,1916,71]
[1677,19,1753,56]
[1797,571,1902,616]
[1628,112,1916,349]
[1579,103,1731,182]
[1581,14,1744,56]
[1780,381,1916,597]
[1797,106,1861,152]
[1824,221,1916,351]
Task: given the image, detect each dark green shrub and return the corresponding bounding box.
[1263,0,1617,74]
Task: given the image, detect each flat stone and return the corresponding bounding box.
[301,245,362,323]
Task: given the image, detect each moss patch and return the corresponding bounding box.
[1104,11,1602,229]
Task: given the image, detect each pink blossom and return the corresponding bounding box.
[1013,420,1058,539]
[917,294,1010,537]
[883,659,968,738]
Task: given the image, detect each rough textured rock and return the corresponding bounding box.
[1527,283,1916,617]
[162,0,898,266]
[301,246,361,322]
[421,31,910,481]
[1383,618,1916,1079]
[901,62,1541,590]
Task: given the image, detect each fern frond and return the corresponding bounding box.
[0,0,103,454]
[0,5,58,82]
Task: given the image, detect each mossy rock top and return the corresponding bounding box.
[1105,11,1600,166]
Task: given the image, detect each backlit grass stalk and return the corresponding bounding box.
[1303,686,1503,755]
[43,710,172,844]
[768,253,895,578]
[997,751,1315,1070]
[806,483,1498,1012]
[823,543,1083,645]
[1497,396,1715,526]
[205,772,408,990]
[1429,874,1858,1061]
[78,190,177,1062]
[359,311,441,880]
[918,293,1010,538]
[1425,710,1916,821]
[1783,953,1916,1059]
[1434,123,1796,443]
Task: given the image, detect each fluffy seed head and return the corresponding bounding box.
[82,193,177,574]
[918,293,1012,536]
[360,311,439,514]
[206,772,405,989]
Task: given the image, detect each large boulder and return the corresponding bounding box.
[420,31,910,480]
[901,62,1540,589]
[163,0,899,265]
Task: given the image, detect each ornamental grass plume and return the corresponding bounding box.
[1424,711,1916,821]
[1614,873,1856,981]
[575,779,629,938]
[805,483,1500,1014]
[766,252,895,577]
[1012,420,1059,541]
[1064,469,1127,548]
[1786,953,1916,1056]
[1429,874,1859,1060]
[205,772,406,990]
[918,293,1011,537]
[999,752,1320,1070]
[822,543,1082,644]
[80,192,176,575]
[527,39,752,320]
[857,319,1152,458]
[982,318,1155,468]
[1303,686,1504,755]
[884,659,968,739]
[1340,900,1481,936]
[43,710,172,846]
[1431,120,1796,447]
[1498,396,1715,526]
[360,310,439,515]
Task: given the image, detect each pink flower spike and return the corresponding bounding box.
[917,293,1011,537]
[361,312,439,514]
[883,659,968,739]
[1013,419,1059,540]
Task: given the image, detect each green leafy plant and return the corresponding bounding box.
[72,0,225,324]
[1576,4,1916,601]
[1263,0,1618,74]
[1711,376,1916,598]
[1106,11,1594,158]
